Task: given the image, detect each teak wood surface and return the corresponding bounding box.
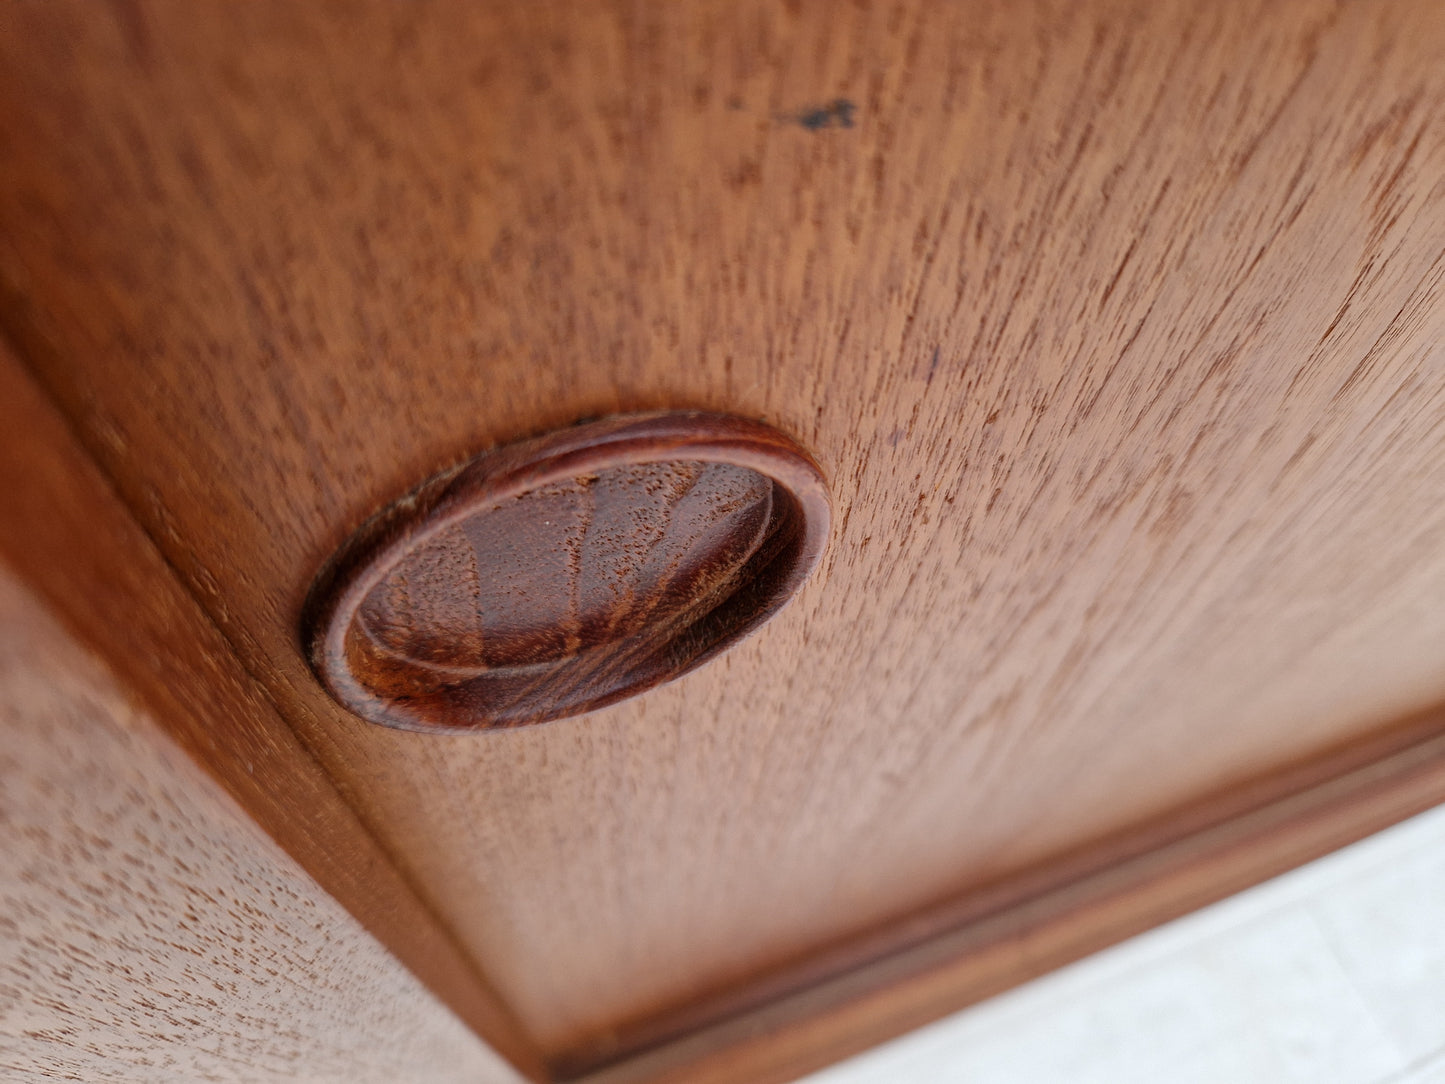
[0,337,525,1081]
[4,1,1445,1081]
[0,565,524,1084]
[0,342,544,1080]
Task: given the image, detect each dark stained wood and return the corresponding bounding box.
[306,411,829,731]
[4,0,1445,1078]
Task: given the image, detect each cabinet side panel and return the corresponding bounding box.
[0,564,521,1084]
[0,345,543,1079]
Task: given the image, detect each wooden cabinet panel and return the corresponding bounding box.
[0,554,519,1082]
[3,1,1445,1080]
[0,345,542,1079]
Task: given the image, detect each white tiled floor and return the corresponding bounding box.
[803,803,1445,1084]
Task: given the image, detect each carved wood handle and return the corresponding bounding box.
[302,412,830,731]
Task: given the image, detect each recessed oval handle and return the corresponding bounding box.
[302,411,830,732]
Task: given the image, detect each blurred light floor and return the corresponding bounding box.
[802,803,1445,1084]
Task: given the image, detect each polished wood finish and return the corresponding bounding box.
[0,563,521,1083]
[574,705,1445,1082]
[4,1,1445,1079]
[306,412,829,731]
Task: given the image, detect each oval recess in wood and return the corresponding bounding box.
[303,412,830,732]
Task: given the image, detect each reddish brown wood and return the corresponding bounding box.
[305,412,829,731]
[0,343,545,1082]
[566,703,1445,1082]
[5,2,1445,1081]
[0,565,524,1084]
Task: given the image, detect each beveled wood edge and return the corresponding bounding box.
[10,316,1444,1084]
[10,314,1445,1084]
[11,313,1445,1084]
[562,703,1445,1084]
[7,341,1445,1084]
[0,341,548,1084]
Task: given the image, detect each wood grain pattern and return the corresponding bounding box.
[0,565,520,1083]
[572,703,1445,1082]
[0,344,544,1079]
[4,0,1445,1075]
[306,411,829,731]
